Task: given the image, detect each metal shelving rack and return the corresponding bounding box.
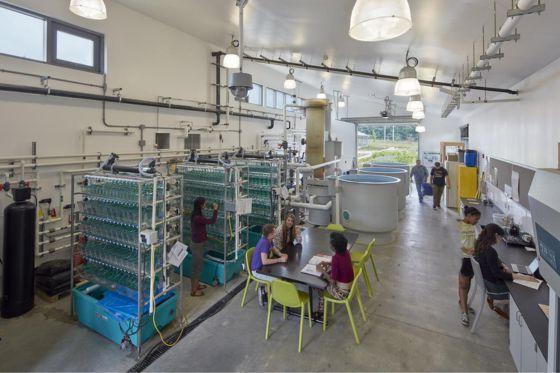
[69,172,183,358]
[236,159,283,228]
[178,163,250,289]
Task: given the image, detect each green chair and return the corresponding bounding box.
[325,223,345,233]
[322,267,367,344]
[265,279,312,352]
[350,239,376,297]
[241,247,270,308]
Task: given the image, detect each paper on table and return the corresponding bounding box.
[539,304,550,318]
[524,246,536,252]
[513,278,543,290]
[308,254,332,265]
[301,264,322,277]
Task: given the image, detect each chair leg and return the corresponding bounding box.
[307,301,312,328]
[241,277,251,308]
[468,282,477,309]
[323,299,328,332]
[345,303,360,344]
[331,301,335,315]
[362,266,373,298]
[283,306,287,320]
[298,305,305,352]
[356,286,367,321]
[370,254,380,281]
[470,288,485,333]
[254,282,259,291]
[265,298,273,340]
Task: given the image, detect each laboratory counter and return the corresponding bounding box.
[461,198,549,360]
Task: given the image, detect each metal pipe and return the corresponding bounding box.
[211,52,222,126]
[289,200,332,211]
[0,68,104,89]
[284,105,303,142]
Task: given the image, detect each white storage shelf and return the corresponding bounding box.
[509,298,547,372]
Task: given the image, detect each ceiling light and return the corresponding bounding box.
[406,95,423,112]
[337,94,346,108]
[412,110,425,120]
[349,0,412,42]
[415,125,426,133]
[284,68,297,90]
[69,0,107,20]
[394,54,421,96]
[223,38,240,69]
[316,83,327,99]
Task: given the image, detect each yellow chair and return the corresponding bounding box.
[322,267,367,344]
[325,223,345,233]
[265,279,312,352]
[241,247,270,308]
[350,239,376,297]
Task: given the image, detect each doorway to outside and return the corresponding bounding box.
[357,124,419,167]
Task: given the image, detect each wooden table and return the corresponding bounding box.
[257,227,359,321]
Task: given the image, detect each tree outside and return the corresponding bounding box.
[358,125,419,167]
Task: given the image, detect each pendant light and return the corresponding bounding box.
[394,53,421,96]
[284,68,297,90]
[349,0,412,42]
[337,94,346,108]
[412,110,425,120]
[406,95,423,112]
[316,83,327,99]
[415,125,426,133]
[223,38,240,69]
[69,0,107,20]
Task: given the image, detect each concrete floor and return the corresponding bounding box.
[0,198,516,371]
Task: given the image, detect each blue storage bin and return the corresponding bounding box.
[177,254,218,285]
[421,183,433,196]
[73,283,177,347]
[465,150,478,167]
[215,249,246,285]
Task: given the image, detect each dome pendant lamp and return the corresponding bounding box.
[223,37,240,69]
[394,53,421,96]
[412,110,425,120]
[316,83,327,99]
[415,125,426,133]
[406,95,423,112]
[69,0,107,20]
[349,0,412,42]
[284,68,297,90]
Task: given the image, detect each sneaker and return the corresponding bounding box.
[433,206,437,210]
[461,313,470,326]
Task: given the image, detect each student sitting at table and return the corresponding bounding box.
[251,224,288,283]
[273,213,302,253]
[317,232,354,301]
[474,223,537,318]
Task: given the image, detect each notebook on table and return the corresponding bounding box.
[301,254,331,277]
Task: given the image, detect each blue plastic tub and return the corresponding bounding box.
[177,249,246,285]
[465,150,478,167]
[73,283,177,347]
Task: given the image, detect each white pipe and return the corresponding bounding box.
[37,232,79,246]
[283,105,303,142]
[37,242,77,257]
[335,177,341,225]
[297,158,341,173]
[290,200,332,211]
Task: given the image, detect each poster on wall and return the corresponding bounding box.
[511,170,520,202]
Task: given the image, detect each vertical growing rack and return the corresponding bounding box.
[178,163,251,288]
[69,172,183,358]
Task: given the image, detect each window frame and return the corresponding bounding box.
[0,1,104,74]
[248,83,263,106]
[265,87,276,108]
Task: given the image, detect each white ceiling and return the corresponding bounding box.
[115,0,560,117]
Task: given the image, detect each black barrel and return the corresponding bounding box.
[1,187,36,318]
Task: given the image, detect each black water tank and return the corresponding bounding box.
[1,186,36,318]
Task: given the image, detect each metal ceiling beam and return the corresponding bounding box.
[214,51,519,96]
[339,115,421,125]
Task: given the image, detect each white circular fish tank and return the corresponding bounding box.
[338,174,399,233]
[369,162,411,195]
[359,167,407,211]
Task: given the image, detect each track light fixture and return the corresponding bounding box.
[69,0,107,20]
[394,52,421,96]
[284,68,297,90]
[349,0,412,42]
[223,37,240,69]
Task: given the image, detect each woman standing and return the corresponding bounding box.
[273,213,302,253]
[190,197,218,296]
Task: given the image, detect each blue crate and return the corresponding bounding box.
[73,283,177,347]
[177,254,219,286]
[215,249,246,285]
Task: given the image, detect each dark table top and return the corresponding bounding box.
[257,227,359,290]
[461,198,549,359]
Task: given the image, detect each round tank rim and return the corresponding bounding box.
[339,174,400,184]
[371,162,409,167]
[359,167,407,174]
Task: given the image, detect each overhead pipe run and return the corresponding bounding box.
[230,52,518,95]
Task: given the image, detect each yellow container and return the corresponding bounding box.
[458,166,478,199]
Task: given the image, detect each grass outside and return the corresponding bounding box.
[358,139,418,167]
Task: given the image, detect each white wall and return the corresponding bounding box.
[418,113,462,157]
[465,55,560,169]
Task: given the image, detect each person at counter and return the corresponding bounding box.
[474,223,537,317]
[273,213,302,253]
